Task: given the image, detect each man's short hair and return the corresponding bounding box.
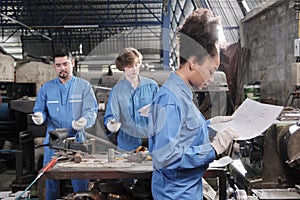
[53,49,72,60]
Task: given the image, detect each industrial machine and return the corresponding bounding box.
[229,122,300,199]
[285,63,300,107]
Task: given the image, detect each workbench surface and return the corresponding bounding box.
[38,153,153,198]
[38,153,227,199]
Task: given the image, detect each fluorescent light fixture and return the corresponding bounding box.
[63,25,99,28]
[242,0,251,13]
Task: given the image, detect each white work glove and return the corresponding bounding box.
[72,117,87,130]
[211,127,239,155]
[107,119,121,133]
[32,112,44,125]
[209,116,233,125]
[138,104,151,117]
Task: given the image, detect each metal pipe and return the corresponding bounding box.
[298,12,300,38]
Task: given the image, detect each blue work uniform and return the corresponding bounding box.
[33,76,98,200]
[104,76,158,151]
[148,72,216,200]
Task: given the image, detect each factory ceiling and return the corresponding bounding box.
[0,0,271,61]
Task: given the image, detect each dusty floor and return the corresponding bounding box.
[0,149,40,199]
[0,157,16,191]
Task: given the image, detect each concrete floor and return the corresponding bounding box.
[0,158,26,199]
[0,160,15,191]
[0,139,42,199]
[0,157,40,199]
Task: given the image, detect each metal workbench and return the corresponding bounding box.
[38,154,227,199]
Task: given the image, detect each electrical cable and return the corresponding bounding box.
[15,157,58,200]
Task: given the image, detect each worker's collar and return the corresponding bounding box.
[170,72,193,99]
[57,76,75,86]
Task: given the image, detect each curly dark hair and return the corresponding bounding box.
[177,8,224,65]
[115,47,143,71]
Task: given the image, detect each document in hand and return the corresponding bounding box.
[209,98,283,140]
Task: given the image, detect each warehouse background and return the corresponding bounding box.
[1,0,297,106]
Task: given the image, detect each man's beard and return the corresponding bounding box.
[59,70,68,79]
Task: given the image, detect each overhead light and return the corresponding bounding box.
[242,0,250,13]
[63,25,99,28]
[79,44,83,54]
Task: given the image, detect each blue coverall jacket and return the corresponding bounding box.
[148,72,216,200]
[33,76,98,200]
[104,76,158,151]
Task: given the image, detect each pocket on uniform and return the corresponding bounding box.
[70,99,82,115]
[185,117,200,130]
[46,101,60,116]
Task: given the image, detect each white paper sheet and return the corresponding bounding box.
[209,98,283,140]
[209,156,233,168]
